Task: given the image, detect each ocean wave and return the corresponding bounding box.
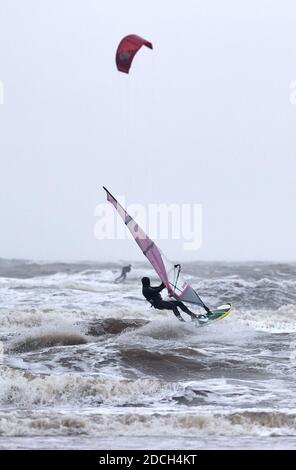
[239,304,296,333]
[0,408,296,438]
[87,318,148,336]
[0,367,183,407]
[0,308,95,331]
[117,346,275,381]
[1,366,290,409]
[8,330,88,353]
[0,259,119,279]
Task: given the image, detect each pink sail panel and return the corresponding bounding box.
[104,187,170,289]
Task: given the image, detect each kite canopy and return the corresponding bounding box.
[116,34,153,74]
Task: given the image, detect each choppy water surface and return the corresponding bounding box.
[0,259,295,449]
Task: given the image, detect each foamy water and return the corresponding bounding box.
[0,259,296,449]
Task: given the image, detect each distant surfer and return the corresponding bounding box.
[141,277,199,322]
[115,264,132,283]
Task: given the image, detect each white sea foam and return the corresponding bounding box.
[0,261,296,448]
[0,408,296,438]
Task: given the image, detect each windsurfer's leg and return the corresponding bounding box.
[172,306,185,322]
[154,300,185,322]
[173,301,198,320]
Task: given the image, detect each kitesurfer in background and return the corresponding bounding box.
[141,277,199,322]
[115,264,132,283]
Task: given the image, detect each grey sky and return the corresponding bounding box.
[0,0,295,262]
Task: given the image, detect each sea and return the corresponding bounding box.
[0,258,295,450]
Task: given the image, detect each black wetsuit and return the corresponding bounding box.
[142,282,197,322]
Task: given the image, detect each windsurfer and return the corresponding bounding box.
[141,277,199,322]
[115,264,132,283]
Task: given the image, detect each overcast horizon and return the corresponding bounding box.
[0,1,295,263]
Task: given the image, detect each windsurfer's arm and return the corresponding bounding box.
[167,288,174,297]
[151,282,166,293]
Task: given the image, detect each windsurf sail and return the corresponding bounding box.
[103,187,209,311]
